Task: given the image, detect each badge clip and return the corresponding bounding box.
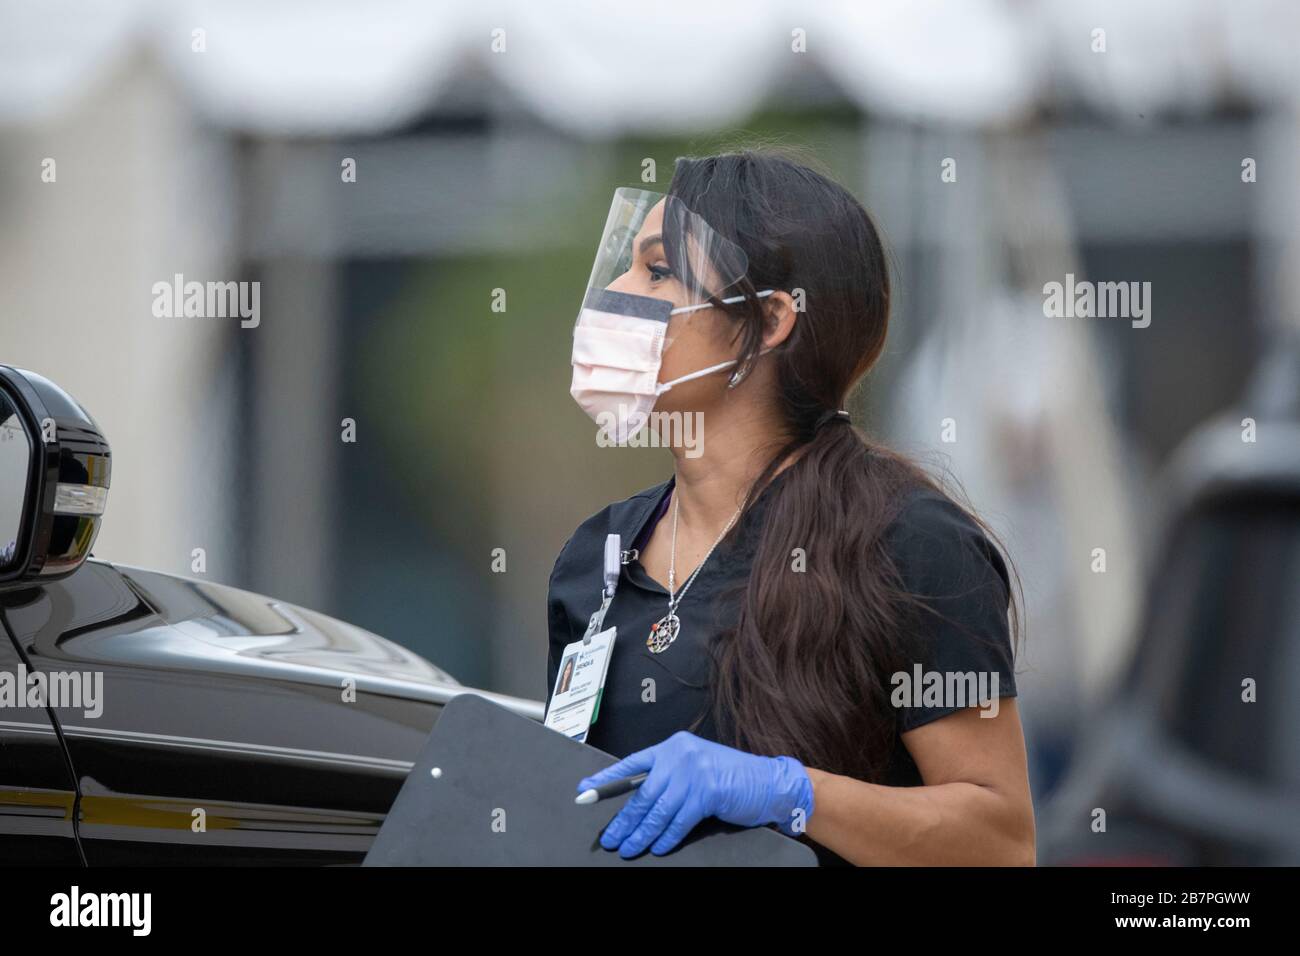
[583,534,622,644]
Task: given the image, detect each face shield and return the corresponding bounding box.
[571,188,772,444]
[583,187,750,324]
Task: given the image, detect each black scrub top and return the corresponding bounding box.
[546,469,1017,865]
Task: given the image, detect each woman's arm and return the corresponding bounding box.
[574,699,1033,863]
[804,700,1035,866]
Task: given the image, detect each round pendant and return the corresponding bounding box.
[647,613,680,654]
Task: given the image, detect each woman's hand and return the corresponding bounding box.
[576,731,815,858]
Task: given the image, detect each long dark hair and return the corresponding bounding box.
[667,147,1022,782]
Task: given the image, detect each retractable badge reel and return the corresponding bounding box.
[583,533,622,642]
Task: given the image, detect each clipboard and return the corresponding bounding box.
[364,692,818,866]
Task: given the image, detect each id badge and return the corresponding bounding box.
[544,626,617,743]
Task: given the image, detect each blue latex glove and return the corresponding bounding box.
[576,731,815,858]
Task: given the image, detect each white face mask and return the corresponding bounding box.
[570,288,774,444]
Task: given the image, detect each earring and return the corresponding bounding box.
[727,363,751,389]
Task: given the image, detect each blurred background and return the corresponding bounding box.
[2,0,1298,863]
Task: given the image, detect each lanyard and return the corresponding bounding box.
[582,534,622,644]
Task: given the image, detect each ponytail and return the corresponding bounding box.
[711,424,938,780]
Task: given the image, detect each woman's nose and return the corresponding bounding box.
[605,268,637,294]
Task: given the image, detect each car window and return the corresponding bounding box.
[1153,495,1300,789]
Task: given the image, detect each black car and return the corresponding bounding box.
[1038,346,1300,865]
[0,365,542,865]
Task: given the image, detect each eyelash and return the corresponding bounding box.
[647,263,673,281]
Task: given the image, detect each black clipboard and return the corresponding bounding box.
[364,692,817,866]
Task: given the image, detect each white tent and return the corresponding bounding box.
[2,0,1296,135]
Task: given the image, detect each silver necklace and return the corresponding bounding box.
[646,493,742,654]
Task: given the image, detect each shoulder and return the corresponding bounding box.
[881,486,1011,608]
[880,485,1019,730]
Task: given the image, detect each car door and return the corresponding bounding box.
[2,561,439,864]
[0,595,82,864]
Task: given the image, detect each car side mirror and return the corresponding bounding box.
[0,366,111,589]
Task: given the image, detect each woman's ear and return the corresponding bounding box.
[761,291,799,349]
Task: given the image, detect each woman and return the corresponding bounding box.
[557,654,576,694]
[549,149,1034,866]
